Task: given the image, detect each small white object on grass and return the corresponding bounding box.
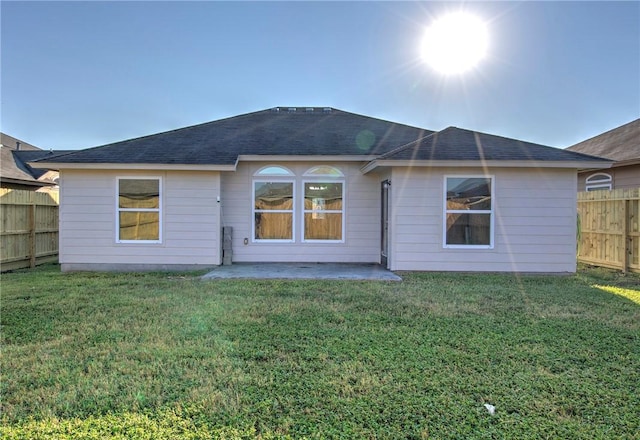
[484,403,496,415]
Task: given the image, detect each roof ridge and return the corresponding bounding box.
[379,130,438,159]
[275,106,434,132]
[379,126,477,159]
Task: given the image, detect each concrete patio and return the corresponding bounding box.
[202,263,402,281]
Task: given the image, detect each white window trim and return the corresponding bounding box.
[443,175,494,249]
[302,178,346,243]
[252,178,296,243]
[116,176,162,244]
[585,173,612,191]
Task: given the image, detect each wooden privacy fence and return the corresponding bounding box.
[577,188,640,273]
[0,189,59,271]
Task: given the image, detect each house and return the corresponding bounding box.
[32,107,610,273]
[0,132,71,192]
[566,118,640,191]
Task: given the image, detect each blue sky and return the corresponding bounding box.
[1,1,638,150]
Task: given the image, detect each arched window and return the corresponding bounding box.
[255,165,294,176]
[253,166,295,241]
[303,166,344,177]
[585,173,612,191]
[302,166,345,242]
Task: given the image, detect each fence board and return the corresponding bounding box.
[577,188,640,273]
[0,188,59,271]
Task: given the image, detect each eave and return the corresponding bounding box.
[361,159,614,174]
[27,162,238,172]
[237,155,377,162]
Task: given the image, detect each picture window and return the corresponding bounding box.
[444,176,493,248]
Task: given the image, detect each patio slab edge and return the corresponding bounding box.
[201,263,402,281]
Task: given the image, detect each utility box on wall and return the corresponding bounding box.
[222,226,233,265]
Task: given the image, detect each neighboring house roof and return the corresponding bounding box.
[31,107,611,170]
[0,132,71,187]
[1,146,45,186]
[566,118,640,164]
[14,150,76,178]
[1,133,43,151]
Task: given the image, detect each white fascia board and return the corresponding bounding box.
[237,155,376,162]
[27,162,237,172]
[361,159,613,174]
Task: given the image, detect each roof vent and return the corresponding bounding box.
[323,107,332,113]
[305,107,314,112]
[272,107,280,112]
[287,107,297,113]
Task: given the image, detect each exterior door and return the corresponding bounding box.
[381,180,390,268]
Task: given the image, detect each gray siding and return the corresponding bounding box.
[58,164,580,273]
[60,170,221,271]
[577,164,640,191]
[389,167,578,272]
[221,162,381,263]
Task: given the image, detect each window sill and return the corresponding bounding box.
[443,245,494,250]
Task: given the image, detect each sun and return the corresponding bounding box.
[421,12,489,75]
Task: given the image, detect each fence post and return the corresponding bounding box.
[29,200,36,269]
[622,199,629,273]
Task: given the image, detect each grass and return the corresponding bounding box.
[1,264,638,439]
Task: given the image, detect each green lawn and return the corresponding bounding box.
[1,264,638,439]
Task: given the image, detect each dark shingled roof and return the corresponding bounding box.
[36,108,433,165]
[566,118,640,162]
[380,127,611,163]
[33,108,611,167]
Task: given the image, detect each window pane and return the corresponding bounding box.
[304,213,342,240]
[119,179,159,209]
[255,213,292,239]
[119,212,159,241]
[586,173,611,183]
[256,166,293,176]
[304,166,344,177]
[446,213,490,245]
[304,183,343,210]
[255,182,293,210]
[446,178,491,210]
[586,185,611,192]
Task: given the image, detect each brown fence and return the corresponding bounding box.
[577,188,640,273]
[0,188,59,271]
